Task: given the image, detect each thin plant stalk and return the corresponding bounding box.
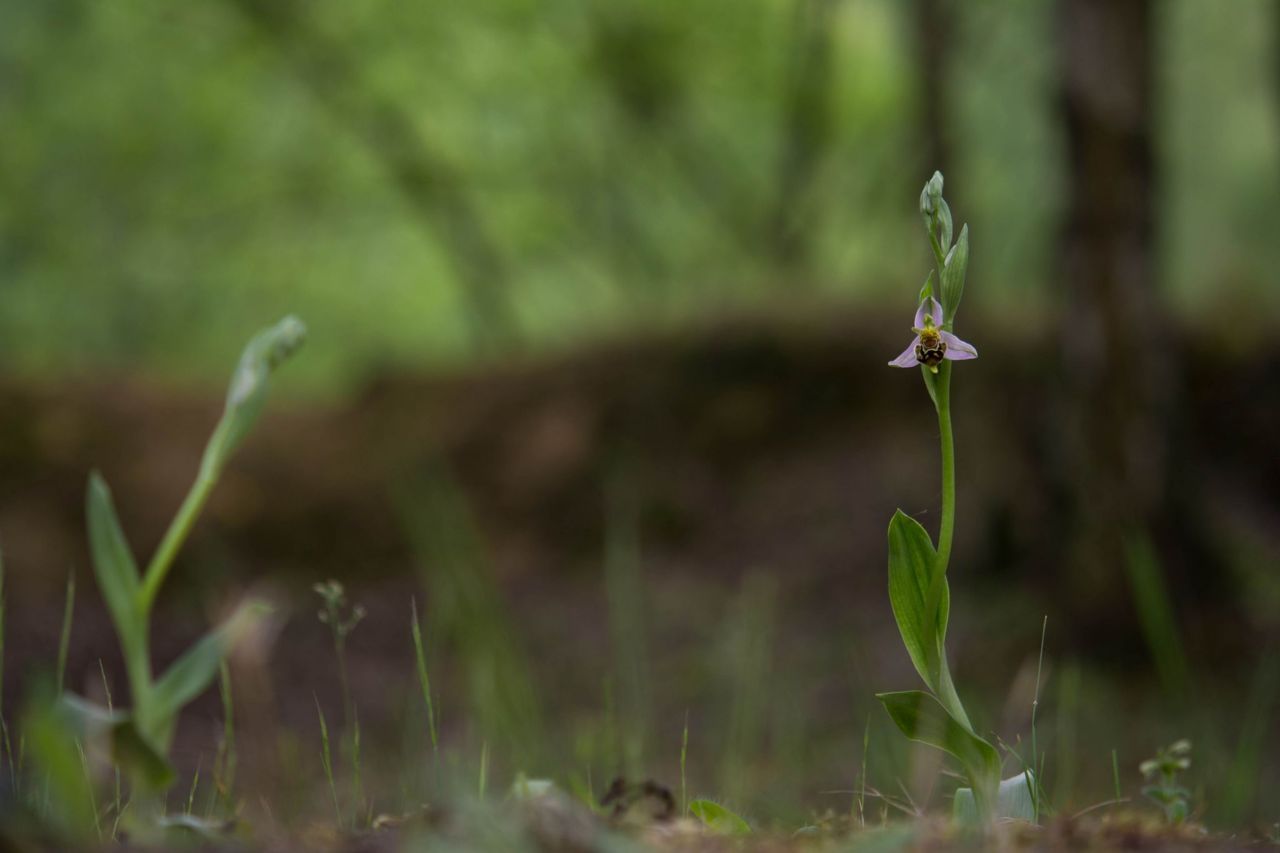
[75,738,102,842]
[857,717,870,828]
[410,598,439,757]
[1031,615,1048,822]
[185,758,201,815]
[2,720,15,793]
[350,709,364,827]
[917,229,972,732]
[99,660,122,829]
[138,468,219,612]
[56,574,76,695]
[211,661,236,818]
[680,711,689,816]
[316,697,341,826]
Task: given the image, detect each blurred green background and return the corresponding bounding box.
[2,0,1276,391]
[2,0,1279,835]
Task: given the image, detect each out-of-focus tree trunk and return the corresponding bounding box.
[1052,0,1177,638]
[767,0,836,273]
[914,0,952,178]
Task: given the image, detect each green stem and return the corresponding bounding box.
[922,362,972,731]
[139,450,221,613]
[935,365,956,572]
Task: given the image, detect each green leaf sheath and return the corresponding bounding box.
[876,690,1000,815]
[55,694,174,789]
[886,510,950,692]
[953,770,1035,824]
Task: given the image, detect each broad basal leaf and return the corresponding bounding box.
[876,690,999,813]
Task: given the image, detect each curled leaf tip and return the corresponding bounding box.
[226,316,307,410]
[267,315,308,368]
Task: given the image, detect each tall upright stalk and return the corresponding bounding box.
[934,364,956,573]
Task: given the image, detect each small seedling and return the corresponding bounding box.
[314,579,366,823]
[43,316,305,831]
[1140,739,1192,824]
[313,579,366,727]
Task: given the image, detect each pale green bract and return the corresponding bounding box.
[953,771,1037,824]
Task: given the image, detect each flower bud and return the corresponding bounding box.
[919,171,944,218]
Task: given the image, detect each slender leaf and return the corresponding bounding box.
[886,511,949,691]
[689,799,750,835]
[86,473,143,659]
[152,604,266,724]
[410,598,438,753]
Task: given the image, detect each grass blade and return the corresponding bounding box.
[410,597,439,755]
[680,710,689,816]
[56,574,76,696]
[1123,534,1191,699]
[1112,749,1121,801]
[315,696,341,827]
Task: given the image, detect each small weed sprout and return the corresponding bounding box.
[1140,739,1192,824]
[314,579,366,726]
[313,579,366,823]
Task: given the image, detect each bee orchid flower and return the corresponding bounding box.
[887,296,977,373]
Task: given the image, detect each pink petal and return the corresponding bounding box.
[939,331,978,360]
[913,296,943,329]
[888,337,922,367]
